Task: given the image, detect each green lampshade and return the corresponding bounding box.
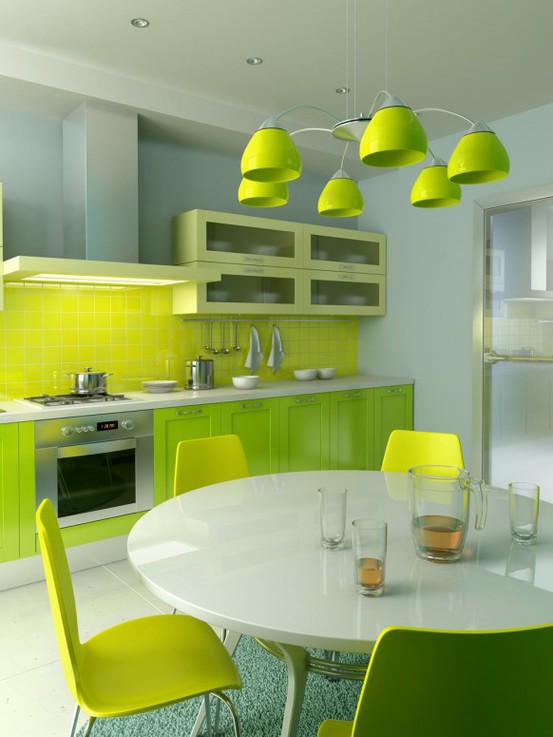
[359,95,428,167]
[411,159,462,208]
[241,121,302,183]
[447,122,510,184]
[238,179,289,208]
[317,170,363,217]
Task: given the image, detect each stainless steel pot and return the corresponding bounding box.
[66,367,112,395]
[185,356,214,390]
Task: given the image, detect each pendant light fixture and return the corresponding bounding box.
[238,0,509,215]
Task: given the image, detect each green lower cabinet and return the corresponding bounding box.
[329,389,374,470]
[0,424,20,562]
[373,384,414,469]
[221,398,278,476]
[154,404,222,501]
[278,393,330,472]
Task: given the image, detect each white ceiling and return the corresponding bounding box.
[0,0,551,178]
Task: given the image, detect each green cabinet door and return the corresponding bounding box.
[154,404,222,501]
[278,393,330,472]
[0,424,19,562]
[373,384,414,469]
[221,398,278,476]
[329,389,374,470]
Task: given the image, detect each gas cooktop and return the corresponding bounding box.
[21,393,133,407]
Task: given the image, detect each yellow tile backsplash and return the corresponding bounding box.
[0,283,358,399]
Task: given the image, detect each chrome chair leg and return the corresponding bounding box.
[212,691,241,737]
[82,716,96,737]
[69,704,81,737]
[204,693,212,737]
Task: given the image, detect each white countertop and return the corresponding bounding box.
[0,374,413,423]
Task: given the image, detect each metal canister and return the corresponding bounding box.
[185,356,214,390]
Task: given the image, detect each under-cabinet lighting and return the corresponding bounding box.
[22,274,185,287]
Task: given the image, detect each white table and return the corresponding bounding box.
[127,470,553,737]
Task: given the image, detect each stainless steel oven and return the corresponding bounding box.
[35,409,154,527]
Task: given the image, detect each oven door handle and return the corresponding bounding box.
[57,438,136,459]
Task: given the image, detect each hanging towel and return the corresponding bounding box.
[267,325,286,373]
[244,325,264,374]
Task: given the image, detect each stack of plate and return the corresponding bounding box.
[142,380,178,393]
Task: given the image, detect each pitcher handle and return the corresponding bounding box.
[469,476,488,530]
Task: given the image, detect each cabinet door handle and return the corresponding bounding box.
[338,263,356,271]
[243,255,266,263]
[386,387,404,394]
[177,408,202,416]
[338,273,356,281]
[240,402,263,409]
[242,266,265,274]
[295,396,317,404]
[344,392,361,398]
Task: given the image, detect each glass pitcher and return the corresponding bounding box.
[408,465,488,563]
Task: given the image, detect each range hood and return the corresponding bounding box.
[3,102,220,288]
[3,255,220,287]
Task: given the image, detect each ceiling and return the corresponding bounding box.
[0,0,552,179]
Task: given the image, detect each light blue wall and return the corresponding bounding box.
[0,105,63,258]
[357,103,553,469]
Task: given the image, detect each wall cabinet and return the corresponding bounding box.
[173,263,301,315]
[154,404,222,500]
[172,209,386,316]
[278,393,330,472]
[373,384,414,469]
[302,223,385,275]
[0,424,19,562]
[329,389,375,470]
[221,398,278,476]
[173,209,302,268]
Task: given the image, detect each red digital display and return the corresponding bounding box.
[97,420,118,431]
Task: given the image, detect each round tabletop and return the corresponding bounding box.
[127,470,553,653]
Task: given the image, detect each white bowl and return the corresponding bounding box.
[294,369,318,381]
[142,380,178,393]
[232,375,259,389]
[317,368,336,380]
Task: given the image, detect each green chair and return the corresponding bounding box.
[173,434,250,496]
[318,624,553,737]
[36,499,242,737]
[380,429,464,472]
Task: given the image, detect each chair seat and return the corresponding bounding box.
[318,719,353,737]
[78,614,242,718]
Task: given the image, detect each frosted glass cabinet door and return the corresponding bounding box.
[172,209,302,268]
[302,223,386,275]
[302,270,386,316]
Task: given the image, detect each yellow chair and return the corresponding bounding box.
[173,434,250,496]
[36,499,242,737]
[380,429,464,472]
[318,624,553,737]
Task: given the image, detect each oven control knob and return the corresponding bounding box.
[121,419,135,431]
[61,426,74,437]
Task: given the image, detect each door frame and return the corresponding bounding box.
[472,183,553,478]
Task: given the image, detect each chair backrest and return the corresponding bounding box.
[36,499,82,702]
[352,624,553,736]
[173,434,250,496]
[380,429,464,472]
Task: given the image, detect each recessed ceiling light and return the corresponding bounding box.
[131,18,150,28]
[336,87,350,95]
[247,57,263,66]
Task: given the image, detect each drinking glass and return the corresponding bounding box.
[509,482,539,545]
[317,488,347,550]
[352,518,387,597]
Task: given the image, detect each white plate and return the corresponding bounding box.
[142,380,178,393]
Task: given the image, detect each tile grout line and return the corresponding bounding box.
[101,563,168,614]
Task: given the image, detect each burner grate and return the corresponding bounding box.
[24,393,132,406]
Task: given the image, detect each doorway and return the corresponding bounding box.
[478,190,553,502]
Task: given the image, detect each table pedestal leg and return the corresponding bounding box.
[275,643,309,737]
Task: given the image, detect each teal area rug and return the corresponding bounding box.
[77,635,365,737]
